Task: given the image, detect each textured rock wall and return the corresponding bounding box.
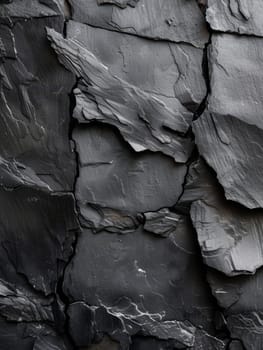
[0,0,261,349]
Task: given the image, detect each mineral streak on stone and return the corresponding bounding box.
[47,28,193,163]
[181,159,263,276]
[68,301,196,349]
[194,112,263,209]
[208,34,263,130]
[63,218,218,342]
[66,20,206,111]
[207,0,263,36]
[69,0,209,48]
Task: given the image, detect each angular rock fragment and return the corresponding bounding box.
[66,20,206,110]
[78,203,142,233]
[207,0,263,36]
[181,159,263,276]
[144,209,181,237]
[68,0,209,48]
[193,112,263,209]
[97,0,139,8]
[73,124,187,215]
[47,28,193,163]
[0,278,54,322]
[0,156,51,191]
[208,34,263,130]
[64,217,217,344]
[0,18,75,191]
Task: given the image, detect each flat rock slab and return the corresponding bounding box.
[66,20,206,111]
[69,0,209,48]
[73,124,187,217]
[63,218,216,337]
[208,34,263,130]
[194,112,263,209]
[207,0,263,36]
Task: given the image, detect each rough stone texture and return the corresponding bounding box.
[181,159,263,276]
[69,0,209,48]
[66,20,206,111]
[194,112,263,209]
[207,0,263,36]
[1,0,263,349]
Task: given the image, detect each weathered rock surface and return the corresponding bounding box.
[47,28,193,163]
[69,0,209,48]
[194,112,263,209]
[73,124,187,217]
[66,20,206,111]
[143,209,181,237]
[0,18,76,191]
[207,268,263,350]
[207,0,263,36]
[1,0,263,347]
[180,159,263,276]
[63,218,218,348]
[208,34,263,130]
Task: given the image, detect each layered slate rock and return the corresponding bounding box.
[0,316,72,350]
[0,183,79,295]
[207,268,263,350]
[47,28,193,163]
[179,159,263,276]
[69,0,209,48]
[66,20,206,111]
[73,124,187,223]
[64,218,218,348]
[0,0,63,18]
[208,34,263,130]
[193,112,263,209]
[207,0,263,36]
[0,17,75,191]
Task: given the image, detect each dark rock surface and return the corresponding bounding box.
[0,0,262,349]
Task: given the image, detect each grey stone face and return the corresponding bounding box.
[184,159,263,276]
[193,112,263,209]
[2,0,263,348]
[69,0,209,47]
[208,34,263,129]
[63,219,217,344]
[0,18,76,191]
[207,0,263,36]
[66,20,206,111]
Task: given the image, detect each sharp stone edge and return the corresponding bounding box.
[0,0,261,349]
